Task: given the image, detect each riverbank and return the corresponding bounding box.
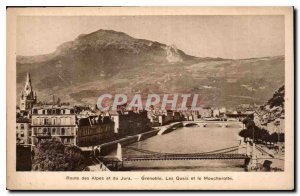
[157,122,183,135]
[80,128,161,156]
[255,144,284,171]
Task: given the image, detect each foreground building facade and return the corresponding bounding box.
[31,105,77,145]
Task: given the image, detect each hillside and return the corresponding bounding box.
[254,85,285,132]
[16,29,285,109]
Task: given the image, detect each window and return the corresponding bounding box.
[39,118,43,125]
[61,118,65,125]
[53,118,56,125]
[52,128,56,135]
[20,124,24,130]
[61,128,65,135]
[47,118,51,125]
[70,117,74,125]
[71,128,74,135]
[66,117,70,125]
[57,118,61,125]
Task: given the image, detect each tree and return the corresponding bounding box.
[279,133,285,142]
[239,129,250,140]
[260,128,270,144]
[240,118,271,143]
[32,139,88,171]
[270,133,279,144]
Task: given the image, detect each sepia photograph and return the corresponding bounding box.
[6,7,294,190]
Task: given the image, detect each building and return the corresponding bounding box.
[19,72,37,113]
[16,117,32,145]
[198,107,212,118]
[148,109,183,126]
[213,108,220,117]
[219,107,227,118]
[110,110,152,137]
[182,111,194,121]
[31,105,77,146]
[77,115,115,147]
[226,111,254,121]
[147,110,162,126]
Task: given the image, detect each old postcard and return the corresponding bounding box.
[6,7,294,190]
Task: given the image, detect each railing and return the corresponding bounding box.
[122,153,247,161]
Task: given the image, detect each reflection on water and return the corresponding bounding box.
[116,125,245,171]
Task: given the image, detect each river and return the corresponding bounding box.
[112,124,245,171]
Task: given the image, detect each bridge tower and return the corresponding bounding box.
[249,143,257,167]
[244,141,258,170]
[246,141,251,156]
[116,143,123,162]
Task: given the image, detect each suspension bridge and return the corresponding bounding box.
[95,142,282,171]
[122,146,248,161]
[100,143,251,163]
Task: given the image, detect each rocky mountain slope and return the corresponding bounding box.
[16,29,285,109]
[254,85,285,132]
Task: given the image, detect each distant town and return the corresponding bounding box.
[16,72,285,171]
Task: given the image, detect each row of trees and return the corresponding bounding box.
[239,118,284,144]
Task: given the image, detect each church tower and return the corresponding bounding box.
[20,72,37,112]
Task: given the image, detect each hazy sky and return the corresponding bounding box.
[17,15,284,59]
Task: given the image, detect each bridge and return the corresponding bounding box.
[99,142,283,171]
[100,143,251,166]
[182,120,244,128]
[122,145,248,161]
[97,139,280,171]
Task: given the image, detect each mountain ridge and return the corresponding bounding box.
[16,29,285,109]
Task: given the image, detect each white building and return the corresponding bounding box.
[31,105,77,146]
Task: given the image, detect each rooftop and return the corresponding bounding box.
[32,105,74,110]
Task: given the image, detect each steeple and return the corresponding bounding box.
[24,72,32,96]
[26,72,31,83]
[20,72,37,111]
